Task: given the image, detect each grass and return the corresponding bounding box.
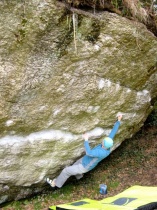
[1,124,157,210]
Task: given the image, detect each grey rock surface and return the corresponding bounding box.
[0,0,157,204]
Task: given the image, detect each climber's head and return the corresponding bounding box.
[103,137,113,149]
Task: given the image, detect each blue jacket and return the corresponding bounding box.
[82,121,121,171]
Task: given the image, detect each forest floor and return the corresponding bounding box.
[1,124,157,210]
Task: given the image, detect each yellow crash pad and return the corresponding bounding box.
[49,185,157,210]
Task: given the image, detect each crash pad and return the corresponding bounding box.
[49,185,157,210]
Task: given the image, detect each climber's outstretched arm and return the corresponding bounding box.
[108,114,122,139]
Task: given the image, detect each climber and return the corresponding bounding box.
[46,114,123,188]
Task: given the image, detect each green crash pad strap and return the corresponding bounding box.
[103,197,137,205]
[56,201,90,210]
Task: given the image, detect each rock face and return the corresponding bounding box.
[0,0,157,204]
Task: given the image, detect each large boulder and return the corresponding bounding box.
[0,0,157,204]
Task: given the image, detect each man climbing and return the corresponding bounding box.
[46,114,122,188]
